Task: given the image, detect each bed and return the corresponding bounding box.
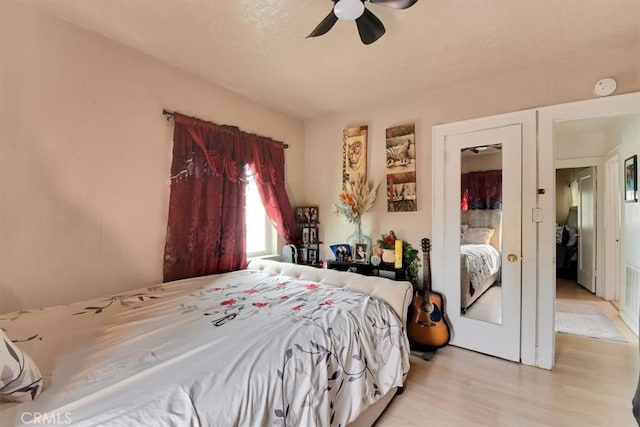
[460,209,502,312]
[0,259,412,426]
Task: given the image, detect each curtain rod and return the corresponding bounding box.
[162,109,289,149]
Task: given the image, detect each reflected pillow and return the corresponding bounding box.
[460,224,469,243]
[0,329,43,402]
[462,227,494,245]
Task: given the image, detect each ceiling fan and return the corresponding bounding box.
[307,0,418,45]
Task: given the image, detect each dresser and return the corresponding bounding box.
[325,260,407,282]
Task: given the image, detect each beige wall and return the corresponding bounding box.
[2,1,638,314]
[304,45,640,261]
[461,151,502,174]
[0,1,305,313]
[555,169,576,223]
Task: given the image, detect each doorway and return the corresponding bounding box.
[555,166,596,293]
[554,163,628,342]
[538,92,640,369]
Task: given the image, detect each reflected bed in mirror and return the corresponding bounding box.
[460,143,503,324]
[460,209,502,323]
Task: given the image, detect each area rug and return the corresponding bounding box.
[555,301,627,342]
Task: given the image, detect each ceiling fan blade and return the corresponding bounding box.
[369,0,418,9]
[356,8,385,45]
[307,11,339,38]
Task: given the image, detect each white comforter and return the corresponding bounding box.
[0,269,409,426]
[460,244,501,289]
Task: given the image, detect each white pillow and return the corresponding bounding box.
[462,227,495,245]
[0,329,43,402]
[460,224,469,243]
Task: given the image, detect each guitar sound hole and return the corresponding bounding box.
[422,302,434,314]
[430,306,442,322]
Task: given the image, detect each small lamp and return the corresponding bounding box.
[334,0,365,20]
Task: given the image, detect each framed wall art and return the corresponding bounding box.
[625,154,638,202]
[385,123,417,212]
[342,125,368,186]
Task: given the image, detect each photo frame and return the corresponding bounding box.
[353,244,368,263]
[330,243,352,262]
[307,248,317,264]
[625,155,638,203]
[296,206,319,224]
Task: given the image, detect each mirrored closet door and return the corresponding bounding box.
[439,124,522,362]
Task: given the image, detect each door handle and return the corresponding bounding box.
[507,253,518,262]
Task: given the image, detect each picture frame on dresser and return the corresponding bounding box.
[307,248,317,264]
[330,244,352,262]
[354,244,368,263]
[295,205,321,265]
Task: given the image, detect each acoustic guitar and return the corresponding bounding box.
[407,238,451,348]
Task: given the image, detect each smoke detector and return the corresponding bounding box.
[593,78,617,97]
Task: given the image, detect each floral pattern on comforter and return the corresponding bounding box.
[0,269,409,427]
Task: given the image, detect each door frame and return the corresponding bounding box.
[555,160,604,296]
[432,109,538,366]
[604,154,621,302]
[443,125,522,361]
[538,92,640,369]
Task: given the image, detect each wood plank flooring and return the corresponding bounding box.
[377,279,639,426]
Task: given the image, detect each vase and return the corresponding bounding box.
[381,249,395,264]
[346,221,371,260]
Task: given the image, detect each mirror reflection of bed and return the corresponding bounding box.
[460,209,503,324]
[460,144,503,324]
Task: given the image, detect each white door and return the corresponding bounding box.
[604,156,621,302]
[443,124,522,361]
[576,167,596,293]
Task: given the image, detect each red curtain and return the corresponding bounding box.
[248,136,299,244]
[163,114,298,283]
[461,170,502,210]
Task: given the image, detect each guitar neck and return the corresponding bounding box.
[421,238,432,294]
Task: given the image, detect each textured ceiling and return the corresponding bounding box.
[24,0,640,119]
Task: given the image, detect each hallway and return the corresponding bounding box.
[556,277,634,342]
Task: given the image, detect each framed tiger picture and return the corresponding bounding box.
[385,123,417,212]
[342,125,368,186]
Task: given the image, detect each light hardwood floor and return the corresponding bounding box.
[377,279,639,426]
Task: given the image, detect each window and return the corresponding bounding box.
[245,176,276,257]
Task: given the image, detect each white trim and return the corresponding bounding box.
[433,109,537,366]
[604,153,621,302]
[555,157,605,298]
[537,92,640,370]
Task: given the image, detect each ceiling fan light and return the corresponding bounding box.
[334,0,365,21]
